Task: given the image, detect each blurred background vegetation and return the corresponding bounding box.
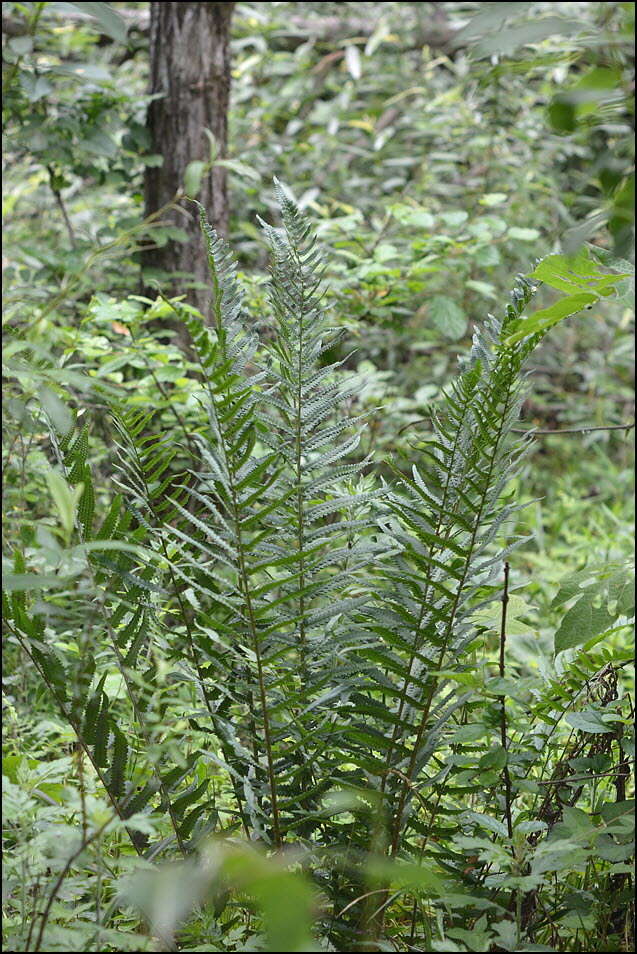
[3,0,634,602]
[2,2,635,951]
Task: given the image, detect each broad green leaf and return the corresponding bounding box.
[470,17,586,59]
[375,242,398,262]
[390,203,435,229]
[219,848,319,952]
[554,590,615,654]
[428,295,467,340]
[214,158,261,181]
[462,811,509,838]
[440,210,468,227]
[479,193,508,207]
[451,723,489,743]
[8,36,33,56]
[548,96,576,133]
[49,2,128,44]
[38,386,72,435]
[184,160,208,198]
[46,470,84,539]
[473,594,536,636]
[82,129,117,158]
[466,279,497,299]
[365,857,448,894]
[531,837,589,874]
[479,746,507,771]
[530,247,632,296]
[565,709,619,734]
[508,226,540,241]
[452,2,535,45]
[72,2,128,43]
[19,70,53,102]
[49,63,112,83]
[503,246,632,344]
[550,67,624,130]
[2,573,71,592]
[504,292,597,344]
[345,45,362,80]
[608,573,635,618]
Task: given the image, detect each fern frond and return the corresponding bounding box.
[349,276,546,848]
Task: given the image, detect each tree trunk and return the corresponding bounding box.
[144,2,234,313]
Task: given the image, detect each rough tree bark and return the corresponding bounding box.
[144,2,234,312]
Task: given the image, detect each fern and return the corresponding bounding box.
[5,412,208,857]
[259,182,385,670]
[353,278,547,853]
[5,184,623,893]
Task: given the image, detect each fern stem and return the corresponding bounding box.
[121,423,251,840]
[380,377,477,791]
[201,276,283,847]
[289,239,309,678]
[389,353,517,854]
[233,515,283,846]
[294,322,308,677]
[499,561,514,840]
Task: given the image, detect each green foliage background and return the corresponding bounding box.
[2,2,635,952]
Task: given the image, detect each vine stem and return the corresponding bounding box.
[499,561,514,840]
[47,164,76,248]
[5,620,147,856]
[33,808,118,952]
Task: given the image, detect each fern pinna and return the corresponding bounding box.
[4,186,615,897]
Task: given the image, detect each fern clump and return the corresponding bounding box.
[5,183,631,951]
